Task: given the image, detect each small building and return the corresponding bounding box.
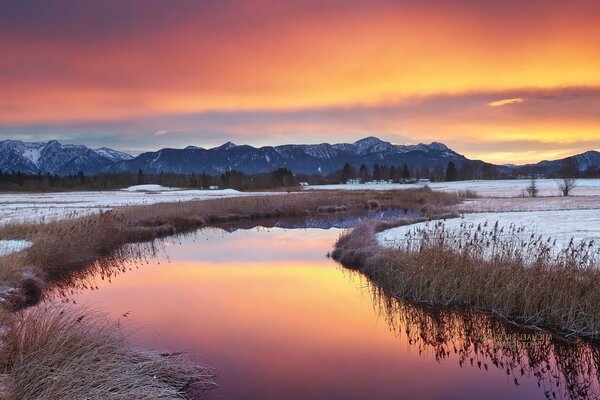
[299,182,309,186]
[209,185,220,190]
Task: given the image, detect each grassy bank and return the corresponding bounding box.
[332,216,600,339]
[0,188,459,399]
[0,307,216,399]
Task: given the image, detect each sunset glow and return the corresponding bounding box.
[1,1,600,162]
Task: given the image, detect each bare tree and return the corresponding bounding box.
[526,176,539,197]
[557,178,577,196]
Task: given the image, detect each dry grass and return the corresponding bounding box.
[332,216,600,339]
[0,306,216,399]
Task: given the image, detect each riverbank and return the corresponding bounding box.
[0,188,460,399]
[332,210,600,339]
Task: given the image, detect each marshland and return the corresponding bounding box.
[1,180,600,399]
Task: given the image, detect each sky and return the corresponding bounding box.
[1,0,600,164]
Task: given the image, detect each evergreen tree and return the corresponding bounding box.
[445,161,457,181]
[341,163,353,183]
[137,169,145,185]
[401,163,410,180]
[373,164,381,181]
[358,164,369,183]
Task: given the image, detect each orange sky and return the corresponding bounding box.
[1,1,600,163]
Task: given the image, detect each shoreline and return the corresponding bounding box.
[332,211,600,341]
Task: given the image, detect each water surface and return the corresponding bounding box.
[58,226,600,400]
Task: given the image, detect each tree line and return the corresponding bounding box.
[0,157,594,192]
[0,168,296,192]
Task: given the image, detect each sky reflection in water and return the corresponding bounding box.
[63,227,594,400]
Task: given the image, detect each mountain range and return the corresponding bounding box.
[0,137,598,177]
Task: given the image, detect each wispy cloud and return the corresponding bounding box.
[487,98,525,107]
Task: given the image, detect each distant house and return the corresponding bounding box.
[299,182,309,186]
[209,186,219,190]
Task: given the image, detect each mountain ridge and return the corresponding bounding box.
[0,137,598,177]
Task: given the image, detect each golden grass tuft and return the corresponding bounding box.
[0,306,216,399]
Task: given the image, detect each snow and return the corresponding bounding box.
[22,148,42,166]
[0,189,280,225]
[306,179,600,197]
[460,196,600,213]
[377,209,600,251]
[122,184,180,192]
[0,240,31,256]
[94,147,133,161]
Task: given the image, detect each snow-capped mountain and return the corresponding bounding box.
[3,136,597,177]
[0,140,133,175]
[108,136,471,175]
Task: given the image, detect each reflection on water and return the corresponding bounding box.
[372,287,600,400]
[215,208,417,231]
[49,227,600,400]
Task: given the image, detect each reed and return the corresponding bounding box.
[332,217,600,339]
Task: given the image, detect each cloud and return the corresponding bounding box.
[1,86,600,163]
[487,98,524,107]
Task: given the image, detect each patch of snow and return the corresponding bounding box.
[122,184,180,192]
[22,148,41,166]
[94,147,133,161]
[0,240,32,256]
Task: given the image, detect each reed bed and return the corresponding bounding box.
[0,306,216,399]
[332,217,600,339]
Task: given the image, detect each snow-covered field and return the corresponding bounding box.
[0,186,277,225]
[460,196,600,213]
[307,179,600,197]
[377,209,600,251]
[0,240,31,256]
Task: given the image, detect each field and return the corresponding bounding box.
[308,178,600,197]
[0,185,279,225]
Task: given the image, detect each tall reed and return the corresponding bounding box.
[333,217,600,338]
